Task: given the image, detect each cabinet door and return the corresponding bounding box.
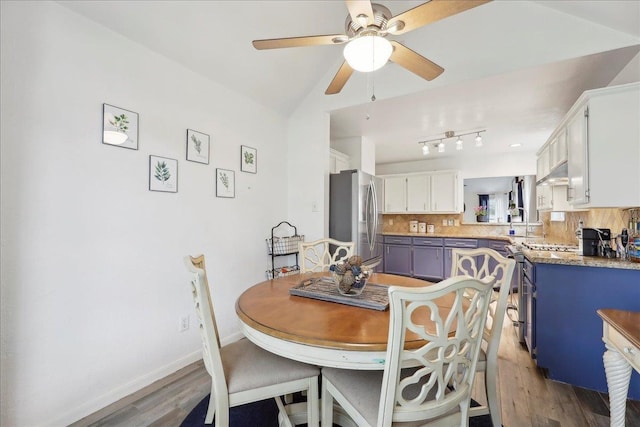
[384,177,406,212]
[407,175,430,212]
[536,184,553,210]
[556,129,568,166]
[383,244,411,276]
[430,172,458,212]
[566,106,589,205]
[536,146,550,180]
[551,185,571,211]
[413,246,443,280]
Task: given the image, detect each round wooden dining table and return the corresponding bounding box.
[236,272,449,370]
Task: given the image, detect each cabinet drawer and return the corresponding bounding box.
[444,238,477,248]
[606,325,640,372]
[481,239,508,252]
[384,235,412,245]
[413,237,443,246]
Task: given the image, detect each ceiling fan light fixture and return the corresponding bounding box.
[343,35,392,72]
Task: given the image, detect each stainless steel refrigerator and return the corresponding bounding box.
[329,169,383,267]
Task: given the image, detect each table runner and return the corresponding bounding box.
[289,277,389,311]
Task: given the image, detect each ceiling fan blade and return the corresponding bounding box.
[389,41,444,81]
[345,0,375,27]
[325,62,354,95]
[388,0,491,35]
[252,34,347,50]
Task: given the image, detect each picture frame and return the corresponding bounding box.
[240,145,257,174]
[149,155,178,193]
[186,129,210,164]
[102,103,139,150]
[216,168,235,198]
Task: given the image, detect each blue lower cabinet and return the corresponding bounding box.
[443,238,478,279]
[383,244,412,276]
[413,246,444,280]
[534,262,640,399]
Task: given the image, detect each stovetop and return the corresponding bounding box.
[521,242,580,252]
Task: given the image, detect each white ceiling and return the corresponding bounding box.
[57,0,640,165]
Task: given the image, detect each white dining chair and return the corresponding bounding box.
[320,274,496,427]
[298,238,354,273]
[450,247,516,427]
[184,254,320,427]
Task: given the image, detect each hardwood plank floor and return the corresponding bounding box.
[74,315,640,427]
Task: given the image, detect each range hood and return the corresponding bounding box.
[536,161,568,185]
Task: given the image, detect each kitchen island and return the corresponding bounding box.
[522,249,640,399]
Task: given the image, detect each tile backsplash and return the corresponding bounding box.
[382,213,542,237]
[383,207,638,243]
[541,207,638,245]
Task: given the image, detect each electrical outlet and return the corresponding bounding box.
[179,315,190,332]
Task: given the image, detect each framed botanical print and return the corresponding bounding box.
[186,129,210,164]
[102,103,139,150]
[149,155,178,193]
[216,168,235,198]
[240,145,257,173]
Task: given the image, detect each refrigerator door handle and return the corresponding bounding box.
[369,180,378,253]
[365,181,372,252]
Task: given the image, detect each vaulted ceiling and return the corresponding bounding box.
[58,1,640,164]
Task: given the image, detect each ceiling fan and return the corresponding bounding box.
[252,0,491,95]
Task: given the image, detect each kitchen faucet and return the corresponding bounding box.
[510,207,530,238]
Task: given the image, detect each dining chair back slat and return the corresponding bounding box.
[450,247,516,427]
[298,238,354,273]
[185,254,320,426]
[321,274,496,427]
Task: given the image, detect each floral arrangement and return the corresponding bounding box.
[474,206,488,216]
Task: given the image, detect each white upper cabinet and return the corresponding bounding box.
[384,176,407,213]
[536,146,550,181]
[549,130,568,170]
[566,105,589,205]
[566,83,640,207]
[536,184,553,210]
[407,175,430,212]
[430,171,459,212]
[383,171,460,213]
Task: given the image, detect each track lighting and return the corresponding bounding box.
[456,136,463,151]
[475,132,483,147]
[417,129,486,155]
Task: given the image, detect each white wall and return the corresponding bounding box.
[609,51,640,86]
[0,2,289,425]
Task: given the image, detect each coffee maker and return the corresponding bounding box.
[581,228,611,256]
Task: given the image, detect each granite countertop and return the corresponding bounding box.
[522,249,640,271]
[382,232,640,270]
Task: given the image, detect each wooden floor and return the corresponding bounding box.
[74,316,640,427]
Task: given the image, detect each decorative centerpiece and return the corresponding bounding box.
[329,255,371,296]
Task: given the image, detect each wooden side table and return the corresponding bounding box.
[597,309,640,427]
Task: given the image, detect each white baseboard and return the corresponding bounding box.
[54,349,202,427]
[54,332,245,426]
